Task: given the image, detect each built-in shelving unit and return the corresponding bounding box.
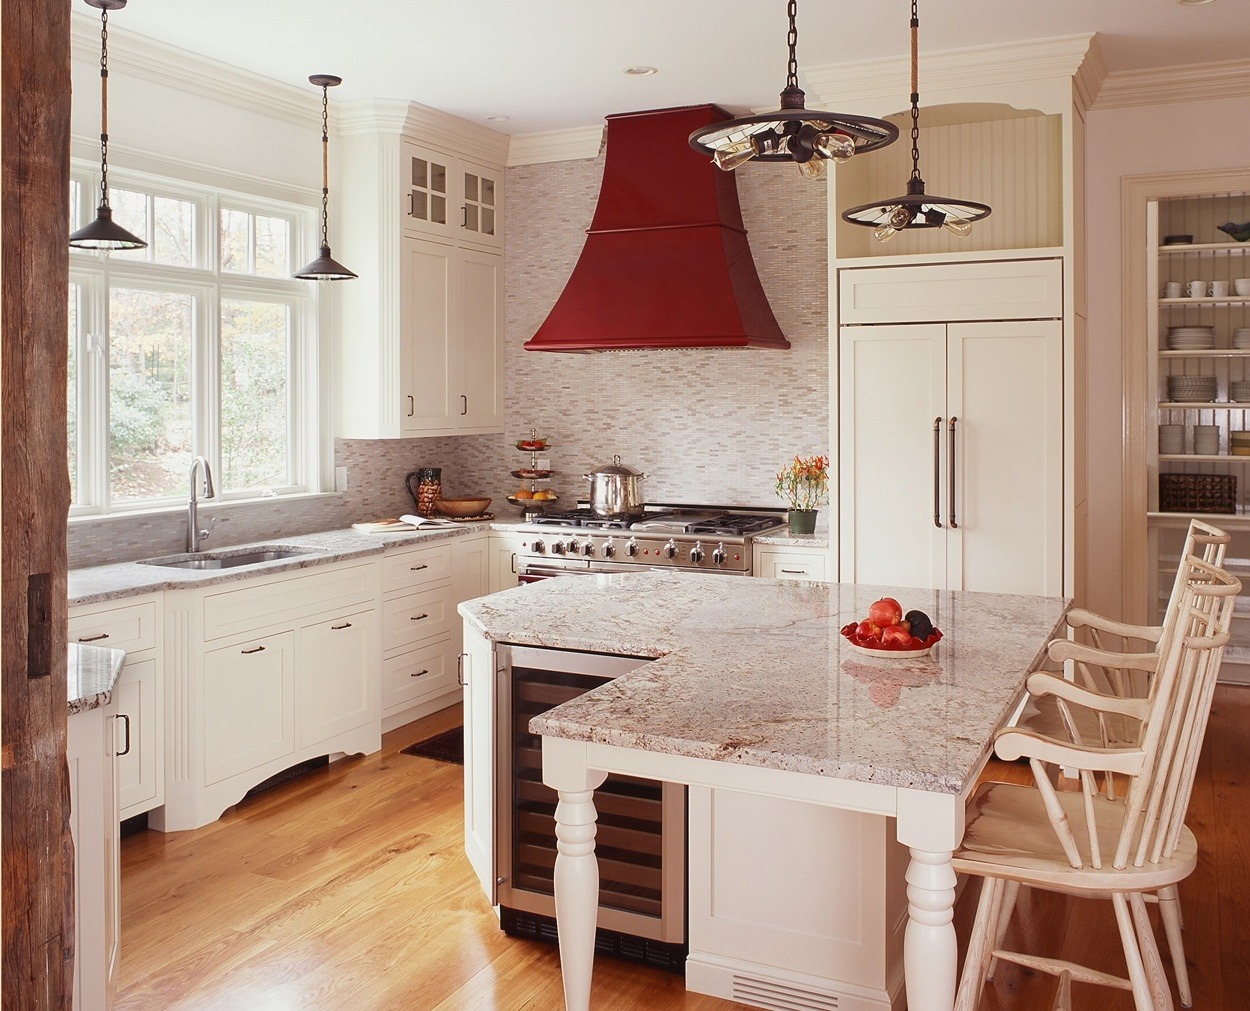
[1146,189,1250,683]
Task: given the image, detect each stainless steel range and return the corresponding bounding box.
[513,506,787,581]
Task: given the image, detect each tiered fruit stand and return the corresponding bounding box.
[507,431,558,513]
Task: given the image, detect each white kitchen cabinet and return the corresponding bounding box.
[69,595,163,820]
[380,539,467,732]
[337,112,506,440]
[156,558,381,832]
[838,263,1064,596]
[461,621,496,902]
[298,610,379,749]
[489,531,527,592]
[203,631,296,786]
[402,141,502,251]
[67,699,120,1011]
[753,545,829,582]
[686,788,907,1011]
[452,532,489,618]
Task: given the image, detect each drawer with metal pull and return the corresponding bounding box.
[382,584,453,653]
[382,636,456,712]
[69,598,159,655]
[381,543,452,594]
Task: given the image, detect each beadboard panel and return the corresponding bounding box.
[834,112,1063,259]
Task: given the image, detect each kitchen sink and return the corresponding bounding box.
[138,546,320,570]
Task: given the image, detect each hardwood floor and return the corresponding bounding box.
[117,689,1250,1010]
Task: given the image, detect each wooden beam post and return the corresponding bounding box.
[1,1,74,1006]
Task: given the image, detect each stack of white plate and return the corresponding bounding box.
[1231,381,1250,402]
[1167,325,1216,351]
[1159,424,1186,454]
[1235,328,1250,350]
[1167,375,1218,402]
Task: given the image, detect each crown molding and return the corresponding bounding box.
[337,98,511,166]
[507,126,604,166]
[807,34,1096,115]
[71,11,319,128]
[1093,58,1250,110]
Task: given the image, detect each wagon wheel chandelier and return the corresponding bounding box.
[841,0,990,241]
[688,0,898,179]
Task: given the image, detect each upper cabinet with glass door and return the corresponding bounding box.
[402,142,502,251]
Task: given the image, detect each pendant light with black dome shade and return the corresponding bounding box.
[294,74,357,281]
[69,0,148,252]
[688,0,898,179]
[841,0,991,241]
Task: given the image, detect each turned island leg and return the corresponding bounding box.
[542,736,608,1011]
[898,789,965,1011]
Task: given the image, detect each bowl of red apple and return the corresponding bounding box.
[840,596,942,658]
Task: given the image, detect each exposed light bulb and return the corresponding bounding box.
[797,157,826,180]
[943,216,974,238]
[887,205,915,230]
[815,132,856,163]
[874,222,898,243]
[713,138,759,172]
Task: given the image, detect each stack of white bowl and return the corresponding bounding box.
[1166,375,1218,402]
[1159,424,1185,455]
[1167,325,1216,351]
[1235,327,1250,350]
[1231,380,1250,402]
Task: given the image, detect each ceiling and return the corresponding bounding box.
[101,0,1244,135]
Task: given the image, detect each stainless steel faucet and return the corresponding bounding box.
[187,455,216,552]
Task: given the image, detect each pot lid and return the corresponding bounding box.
[587,455,644,477]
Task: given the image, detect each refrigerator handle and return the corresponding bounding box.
[948,417,959,530]
[933,417,943,528]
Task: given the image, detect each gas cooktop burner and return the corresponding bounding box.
[529,507,784,537]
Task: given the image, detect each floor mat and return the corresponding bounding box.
[400,725,463,765]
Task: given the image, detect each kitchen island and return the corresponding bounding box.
[459,571,1069,1011]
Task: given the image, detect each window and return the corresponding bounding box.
[68,169,317,516]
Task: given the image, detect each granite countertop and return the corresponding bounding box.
[460,572,1069,795]
[752,530,831,549]
[68,642,127,715]
[68,521,523,606]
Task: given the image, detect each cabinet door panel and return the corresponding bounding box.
[384,584,453,653]
[839,324,947,589]
[299,610,378,748]
[754,547,828,582]
[203,631,295,785]
[458,248,503,431]
[403,238,456,432]
[383,636,455,713]
[948,320,1064,595]
[115,656,160,818]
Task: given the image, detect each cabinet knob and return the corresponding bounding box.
[241,645,265,655]
[331,622,352,630]
[410,669,430,678]
[410,613,429,621]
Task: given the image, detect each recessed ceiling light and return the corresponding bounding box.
[486,115,510,122]
[1176,0,1218,6]
[624,66,659,77]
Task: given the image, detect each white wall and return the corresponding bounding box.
[1084,94,1250,619]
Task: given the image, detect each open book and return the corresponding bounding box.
[351,514,456,533]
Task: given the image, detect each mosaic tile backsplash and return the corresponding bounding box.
[70,153,829,568]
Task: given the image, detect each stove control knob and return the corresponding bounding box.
[567,539,580,555]
[550,541,565,555]
[711,543,727,566]
[602,539,616,558]
[626,538,640,557]
[689,541,705,564]
[532,539,546,555]
[582,541,595,557]
[663,539,678,560]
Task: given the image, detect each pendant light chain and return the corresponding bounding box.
[98,7,112,209]
[786,0,800,91]
[318,82,330,250]
[908,0,922,183]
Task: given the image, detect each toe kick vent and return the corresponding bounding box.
[731,973,840,1011]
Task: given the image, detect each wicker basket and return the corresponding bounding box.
[1158,473,1237,514]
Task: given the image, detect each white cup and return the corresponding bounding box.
[1187,280,1208,298]
[1235,278,1250,296]
[1164,281,1183,299]
[1211,280,1229,299]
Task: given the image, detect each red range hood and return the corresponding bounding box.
[524,105,790,353]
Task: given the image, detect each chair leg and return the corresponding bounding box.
[1157,886,1192,1007]
[987,880,1021,981]
[955,876,1002,1011]
[1112,892,1154,1011]
[1053,968,1073,1011]
[1129,891,1175,1011]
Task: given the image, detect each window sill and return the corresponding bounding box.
[69,490,344,525]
